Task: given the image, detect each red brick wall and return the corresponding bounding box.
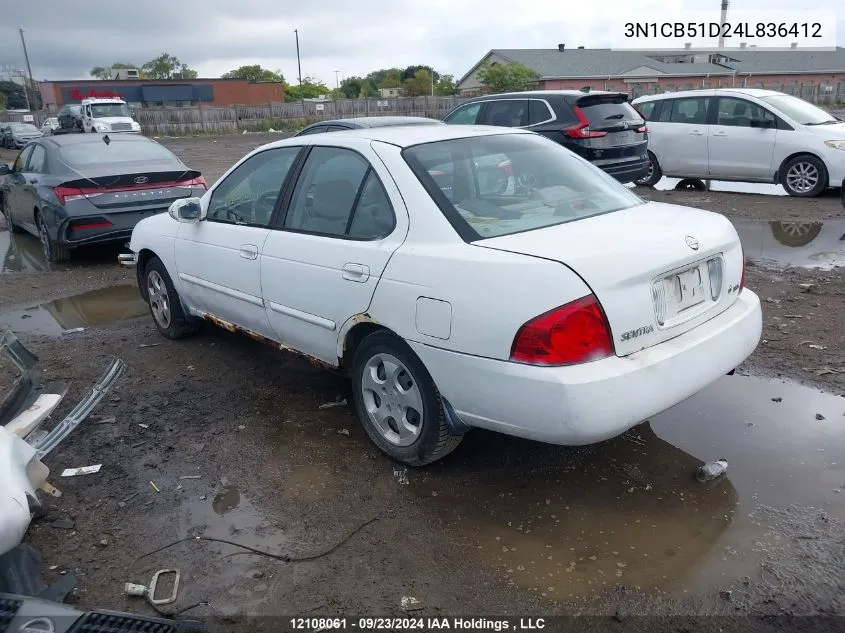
[47,79,285,108]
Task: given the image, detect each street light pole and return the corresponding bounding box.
[334,70,340,89]
[19,28,35,110]
[294,29,303,98]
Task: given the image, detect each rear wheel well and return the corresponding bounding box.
[341,322,391,370]
[775,152,828,186]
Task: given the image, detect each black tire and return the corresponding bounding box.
[37,215,70,263]
[350,330,462,467]
[143,256,200,339]
[2,196,22,234]
[635,151,662,187]
[780,154,827,197]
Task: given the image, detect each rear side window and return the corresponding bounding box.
[58,140,177,166]
[667,97,710,124]
[482,100,528,127]
[636,101,657,120]
[527,100,554,125]
[443,103,482,125]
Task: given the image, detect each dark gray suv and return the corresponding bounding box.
[442,90,649,184]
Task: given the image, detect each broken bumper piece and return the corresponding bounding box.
[0,331,126,557]
[118,252,138,266]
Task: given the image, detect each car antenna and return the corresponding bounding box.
[103,134,111,145]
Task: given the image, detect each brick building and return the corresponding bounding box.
[38,78,285,111]
[456,46,845,99]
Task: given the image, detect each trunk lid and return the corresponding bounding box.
[57,168,203,209]
[565,93,648,162]
[476,201,745,357]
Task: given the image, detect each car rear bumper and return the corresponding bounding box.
[57,208,168,247]
[410,289,762,445]
[599,157,650,183]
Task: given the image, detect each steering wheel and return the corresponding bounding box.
[251,190,279,222]
[224,206,249,223]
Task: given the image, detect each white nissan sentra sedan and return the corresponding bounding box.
[125,125,762,466]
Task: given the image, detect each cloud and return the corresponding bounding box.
[1,0,842,85]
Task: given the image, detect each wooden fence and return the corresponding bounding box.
[2,90,844,137]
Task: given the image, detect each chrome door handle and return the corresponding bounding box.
[689,130,704,136]
[239,244,258,260]
[712,131,727,137]
[342,263,370,282]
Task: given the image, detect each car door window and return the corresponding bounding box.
[283,147,393,239]
[26,145,47,173]
[668,97,710,124]
[298,126,328,136]
[206,147,301,226]
[527,100,554,125]
[482,100,528,127]
[13,146,33,172]
[716,97,776,127]
[443,102,482,125]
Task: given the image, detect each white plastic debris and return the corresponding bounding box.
[61,464,102,477]
[393,465,409,485]
[319,399,347,410]
[401,596,423,611]
[696,459,728,482]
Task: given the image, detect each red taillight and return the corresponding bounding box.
[636,125,648,133]
[564,106,608,139]
[510,295,614,366]
[182,176,208,190]
[52,186,85,205]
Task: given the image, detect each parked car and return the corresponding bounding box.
[295,116,444,136]
[441,91,649,184]
[57,104,84,132]
[1,123,42,149]
[632,89,845,197]
[125,125,761,466]
[40,117,60,135]
[0,134,206,263]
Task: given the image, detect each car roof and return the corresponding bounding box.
[271,124,532,149]
[303,116,443,129]
[634,88,786,101]
[39,133,158,148]
[466,89,624,100]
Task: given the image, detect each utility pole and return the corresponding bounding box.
[334,70,340,89]
[17,69,31,112]
[718,0,729,48]
[294,29,303,98]
[19,28,35,110]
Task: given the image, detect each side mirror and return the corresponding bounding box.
[0,164,10,175]
[168,197,204,223]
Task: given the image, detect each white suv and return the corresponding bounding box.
[632,89,845,197]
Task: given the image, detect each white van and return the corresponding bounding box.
[632,89,845,197]
[81,98,142,135]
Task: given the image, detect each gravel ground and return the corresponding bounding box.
[2,133,845,631]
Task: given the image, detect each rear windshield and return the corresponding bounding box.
[58,139,176,167]
[10,124,38,132]
[403,133,644,241]
[577,99,643,128]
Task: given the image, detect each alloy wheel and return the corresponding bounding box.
[785,161,819,194]
[360,353,424,447]
[147,270,172,329]
[38,220,52,261]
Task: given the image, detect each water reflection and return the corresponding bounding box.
[733,219,845,270]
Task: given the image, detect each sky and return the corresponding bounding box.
[0,0,842,87]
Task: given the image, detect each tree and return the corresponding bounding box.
[338,76,376,99]
[221,65,283,82]
[401,65,438,83]
[476,62,538,93]
[285,77,330,100]
[367,68,402,89]
[141,53,198,80]
[402,69,435,97]
[435,74,458,96]
[89,62,138,80]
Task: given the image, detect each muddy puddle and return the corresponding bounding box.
[732,219,845,270]
[0,284,148,335]
[653,177,787,196]
[0,231,51,274]
[408,375,845,600]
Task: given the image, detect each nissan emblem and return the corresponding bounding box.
[685,235,699,250]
